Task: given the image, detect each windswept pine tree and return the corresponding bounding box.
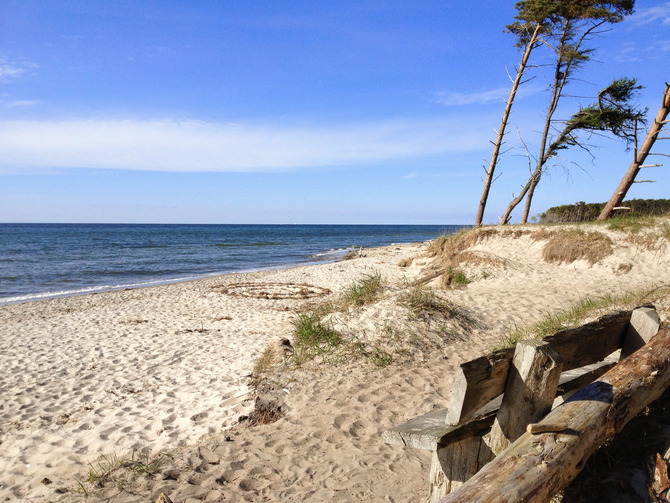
[474,3,553,227]
[499,77,646,223]
[482,0,636,225]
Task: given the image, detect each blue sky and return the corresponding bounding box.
[1,1,669,224]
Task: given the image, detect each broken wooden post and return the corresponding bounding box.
[438,327,670,503]
[620,306,661,360]
[488,340,562,455]
[445,348,514,425]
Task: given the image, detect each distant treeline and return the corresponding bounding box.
[538,199,670,223]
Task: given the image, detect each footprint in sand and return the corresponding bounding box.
[333,414,348,429]
[190,411,208,422]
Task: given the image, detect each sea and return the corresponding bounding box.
[0,223,467,305]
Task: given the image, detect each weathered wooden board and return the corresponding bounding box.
[429,435,494,502]
[438,327,670,503]
[383,358,614,451]
[445,348,515,425]
[556,359,616,395]
[542,310,632,370]
[445,310,635,426]
[489,340,563,455]
[621,306,661,360]
[382,403,499,451]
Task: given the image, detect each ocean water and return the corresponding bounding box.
[0,223,467,305]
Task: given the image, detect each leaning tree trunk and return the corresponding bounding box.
[498,170,536,224]
[597,83,670,220]
[520,176,538,224]
[501,20,606,225]
[498,123,575,225]
[498,26,572,225]
[475,24,542,227]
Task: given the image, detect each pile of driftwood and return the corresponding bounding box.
[383,306,667,502]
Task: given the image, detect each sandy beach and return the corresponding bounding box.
[1,222,669,502]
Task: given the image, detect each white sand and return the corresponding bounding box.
[1,225,668,502]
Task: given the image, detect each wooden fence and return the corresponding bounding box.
[382,306,662,502]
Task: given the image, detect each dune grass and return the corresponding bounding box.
[443,266,471,287]
[252,344,280,377]
[345,272,384,307]
[77,449,171,496]
[496,287,670,350]
[291,312,342,366]
[399,285,460,318]
[539,229,613,265]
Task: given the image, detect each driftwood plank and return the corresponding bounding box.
[382,404,498,451]
[489,340,563,455]
[445,348,515,425]
[557,359,616,394]
[439,327,670,503]
[445,310,635,426]
[554,359,617,406]
[542,310,631,370]
[383,359,613,451]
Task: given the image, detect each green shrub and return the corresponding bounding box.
[444,267,471,287]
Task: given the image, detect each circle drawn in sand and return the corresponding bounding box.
[216,282,331,300]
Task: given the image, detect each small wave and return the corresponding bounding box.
[0,276,201,306]
[104,269,174,277]
[309,247,352,261]
[214,242,288,248]
[127,244,172,249]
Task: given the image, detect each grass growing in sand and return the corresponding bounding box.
[399,285,461,319]
[345,272,384,307]
[603,214,660,233]
[78,449,171,496]
[497,287,670,349]
[252,344,280,377]
[288,311,398,368]
[538,229,613,265]
[291,312,343,365]
[444,266,471,287]
[367,346,394,368]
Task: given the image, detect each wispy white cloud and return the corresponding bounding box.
[0,64,25,80]
[0,117,491,173]
[0,58,35,82]
[437,87,510,106]
[403,172,418,179]
[615,38,670,62]
[657,39,670,54]
[4,99,41,108]
[436,83,544,107]
[631,2,670,25]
